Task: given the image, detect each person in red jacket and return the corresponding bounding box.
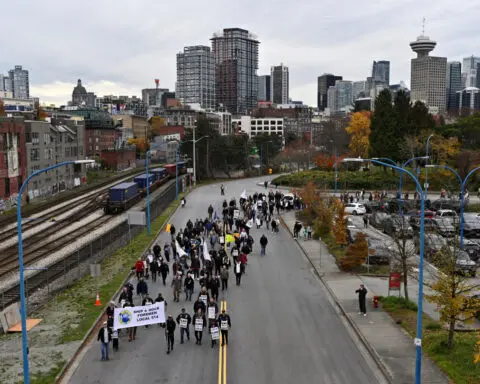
[135,258,144,280]
[238,252,248,275]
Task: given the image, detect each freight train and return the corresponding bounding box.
[104,162,186,214]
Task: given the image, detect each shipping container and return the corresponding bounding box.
[134,174,156,189]
[109,182,138,202]
[151,167,167,179]
[164,164,176,176]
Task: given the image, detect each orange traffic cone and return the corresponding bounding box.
[94,293,101,306]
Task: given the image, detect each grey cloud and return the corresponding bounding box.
[1,0,479,106]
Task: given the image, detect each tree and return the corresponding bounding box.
[475,335,480,364]
[149,116,166,138]
[127,138,149,155]
[438,113,480,150]
[387,217,417,301]
[0,100,5,116]
[34,101,48,121]
[369,90,402,161]
[425,243,480,348]
[341,232,367,271]
[332,199,348,246]
[346,111,371,158]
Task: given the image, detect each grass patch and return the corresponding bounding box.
[40,193,184,344]
[29,361,66,384]
[379,296,480,383]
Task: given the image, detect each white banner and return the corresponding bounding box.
[211,326,220,340]
[179,318,188,328]
[195,318,204,331]
[240,189,247,200]
[221,320,229,330]
[113,302,165,330]
[208,306,216,319]
[175,239,188,258]
[203,240,211,262]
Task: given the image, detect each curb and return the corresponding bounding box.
[278,215,395,384]
[55,190,186,383]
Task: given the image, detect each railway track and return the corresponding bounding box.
[0,192,107,244]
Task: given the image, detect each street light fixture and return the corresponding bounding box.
[344,157,426,384]
[425,134,435,199]
[17,159,94,384]
[425,164,480,248]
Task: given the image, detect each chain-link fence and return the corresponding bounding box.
[0,177,184,314]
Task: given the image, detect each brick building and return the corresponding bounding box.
[101,149,136,171]
[0,117,27,204]
[153,125,185,140]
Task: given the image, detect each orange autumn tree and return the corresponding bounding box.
[346,111,371,158]
[314,153,345,171]
[341,232,368,271]
[332,199,348,247]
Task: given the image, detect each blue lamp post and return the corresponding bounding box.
[426,164,480,248]
[344,157,426,384]
[146,150,151,235]
[424,134,434,199]
[17,159,94,384]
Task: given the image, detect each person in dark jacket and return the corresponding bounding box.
[176,308,191,343]
[355,284,368,316]
[184,274,194,301]
[153,243,161,259]
[136,278,148,299]
[209,318,220,348]
[190,255,201,279]
[193,297,206,315]
[155,293,167,327]
[97,321,112,361]
[159,260,169,286]
[210,275,220,301]
[220,266,229,291]
[217,309,232,346]
[259,234,268,256]
[165,315,176,354]
[192,309,206,345]
[208,205,214,220]
[150,258,158,283]
[169,224,176,241]
[164,243,171,262]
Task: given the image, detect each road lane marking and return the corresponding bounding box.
[223,300,227,384]
[218,300,226,384]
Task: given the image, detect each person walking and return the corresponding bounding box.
[363,215,369,228]
[220,266,229,291]
[355,284,368,316]
[192,309,206,345]
[234,260,243,286]
[150,257,158,283]
[207,298,219,330]
[208,205,214,220]
[172,272,183,302]
[184,273,194,301]
[159,259,169,286]
[259,234,268,256]
[210,318,220,348]
[176,308,191,344]
[135,258,144,280]
[97,321,112,361]
[165,315,176,354]
[136,278,148,301]
[217,309,231,346]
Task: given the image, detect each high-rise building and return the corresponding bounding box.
[353,81,367,99]
[211,28,260,114]
[456,87,480,114]
[258,75,271,101]
[446,61,462,113]
[372,60,390,85]
[317,74,342,111]
[176,45,215,109]
[6,65,30,99]
[271,63,289,104]
[326,80,353,113]
[410,34,447,114]
[462,55,480,88]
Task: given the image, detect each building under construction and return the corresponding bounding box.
[211,28,259,114]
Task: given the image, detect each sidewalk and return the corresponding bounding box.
[281,211,450,384]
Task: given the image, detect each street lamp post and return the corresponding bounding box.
[344,157,426,384]
[176,136,208,198]
[17,159,94,384]
[426,164,480,248]
[425,134,434,199]
[146,150,151,235]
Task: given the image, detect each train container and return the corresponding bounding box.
[151,167,167,179]
[109,182,138,202]
[134,174,156,189]
[164,164,176,176]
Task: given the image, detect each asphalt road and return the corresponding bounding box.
[69,177,384,384]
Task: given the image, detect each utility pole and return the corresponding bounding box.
[206,138,209,178]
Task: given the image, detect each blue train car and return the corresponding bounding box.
[109,182,138,202]
[151,167,167,179]
[134,174,156,189]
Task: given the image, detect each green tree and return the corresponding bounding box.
[369,89,402,161]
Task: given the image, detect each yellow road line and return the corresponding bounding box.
[218,300,225,384]
[223,300,227,384]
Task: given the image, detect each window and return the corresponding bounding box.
[4,178,10,196]
[65,147,71,157]
[30,148,40,161]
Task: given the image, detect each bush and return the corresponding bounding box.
[340,232,367,271]
[380,296,418,311]
[426,322,442,331]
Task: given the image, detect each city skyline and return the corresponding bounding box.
[1,0,479,107]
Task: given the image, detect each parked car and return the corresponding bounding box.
[370,212,390,229]
[367,239,390,265]
[281,193,295,209]
[462,239,480,264]
[436,209,458,221]
[364,200,385,213]
[344,203,366,215]
[410,217,437,232]
[454,249,477,277]
[431,199,462,213]
[463,213,480,238]
[415,233,447,259]
[383,215,414,238]
[431,218,455,237]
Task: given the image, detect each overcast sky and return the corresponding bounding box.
[1,0,479,107]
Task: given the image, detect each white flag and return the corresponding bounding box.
[240,189,247,200]
[175,239,188,258]
[203,239,211,261]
